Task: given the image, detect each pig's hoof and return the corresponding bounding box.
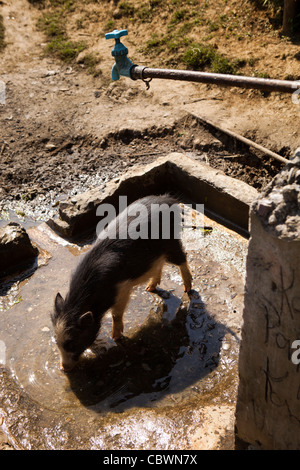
[184,283,192,293]
[112,330,123,341]
[146,283,157,292]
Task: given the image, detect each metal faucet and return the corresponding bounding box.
[105,29,300,95]
[105,29,135,81]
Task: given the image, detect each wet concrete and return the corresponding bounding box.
[0,208,247,450]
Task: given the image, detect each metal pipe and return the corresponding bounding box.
[188,112,290,165]
[131,65,300,94]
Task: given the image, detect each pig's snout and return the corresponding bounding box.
[60,361,76,372]
[58,349,79,372]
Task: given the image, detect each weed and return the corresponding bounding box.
[28,0,75,8]
[46,39,86,62]
[210,55,236,74]
[144,34,167,54]
[137,6,152,22]
[248,57,258,67]
[253,71,271,78]
[15,210,26,217]
[208,21,219,32]
[170,9,189,24]
[38,12,65,39]
[118,2,135,17]
[149,0,163,6]
[181,43,217,69]
[78,53,102,77]
[181,42,242,75]
[106,19,116,31]
[38,9,87,63]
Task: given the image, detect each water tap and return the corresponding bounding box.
[105,29,135,81]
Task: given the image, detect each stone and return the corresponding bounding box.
[282,184,299,203]
[235,155,300,449]
[0,222,39,278]
[256,199,273,218]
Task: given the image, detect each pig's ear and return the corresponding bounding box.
[54,292,64,314]
[78,311,94,329]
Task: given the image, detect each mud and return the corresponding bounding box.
[0,209,246,450]
[0,115,283,227]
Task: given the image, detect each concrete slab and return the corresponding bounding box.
[47,153,258,239]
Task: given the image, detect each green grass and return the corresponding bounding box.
[28,0,75,7]
[77,53,102,77]
[45,38,86,62]
[118,2,135,17]
[181,43,217,69]
[144,34,244,74]
[0,15,5,52]
[182,42,244,74]
[38,9,86,63]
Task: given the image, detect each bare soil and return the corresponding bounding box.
[0,0,299,216]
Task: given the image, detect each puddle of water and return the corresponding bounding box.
[0,209,43,230]
[0,207,247,449]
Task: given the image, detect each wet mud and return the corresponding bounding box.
[0,210,247,450]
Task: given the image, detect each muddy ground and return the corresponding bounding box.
[0,0,299,450]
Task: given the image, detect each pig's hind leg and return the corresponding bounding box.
[167,241,192,293]
[145,258,164,292]
[179,261,192,293]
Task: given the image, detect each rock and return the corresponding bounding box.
[43,70,58,77]
[0,222,39,278]
[45,143,56,151]
[112,8,122,18]
[236,160,300,449]
[256,199,273,218]
[252,148,300,241]
[282,184,299,203]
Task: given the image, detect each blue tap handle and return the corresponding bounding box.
[105,29,135,80]
[105,29,128,41]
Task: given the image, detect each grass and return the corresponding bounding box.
[144,34,245,75]
[38,9,87,63]
[181,43,242,74]
[30,0,293,80]
[139,0,254,74]
[45,38,86,63]
[118,1,135,17]
[0,15,5,52]
[32,0,104,72]
[77,53,102,77]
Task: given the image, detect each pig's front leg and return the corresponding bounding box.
[111,282,131,341]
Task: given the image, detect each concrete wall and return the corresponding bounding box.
[48,153,257,239]
[235,150,300,449]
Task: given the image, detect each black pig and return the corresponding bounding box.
[51,195,192,371]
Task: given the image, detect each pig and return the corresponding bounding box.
[51,195,192,371]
